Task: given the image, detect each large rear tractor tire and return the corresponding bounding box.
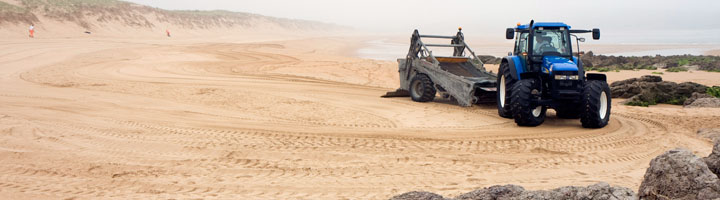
[511,78,546,126]
[496,62,515,118]
[410,74,436,102]
[580,80,612,128]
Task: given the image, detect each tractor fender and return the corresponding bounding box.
[586,73,607,82]
[502,56,525,80]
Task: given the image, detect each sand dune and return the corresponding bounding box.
[0,0,346,39]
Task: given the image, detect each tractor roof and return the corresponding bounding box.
[517,22,570,30]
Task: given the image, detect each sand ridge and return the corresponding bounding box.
[0,36,719,199]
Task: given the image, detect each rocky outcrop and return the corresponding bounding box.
[698,128,720,141]
[477,55,501,65]
[686,98,720,108]
[638,149,720,199]
[393,141,720,200]
[455,183,635,200]
[390,191,448,200]
[392,183,635,200]
[704,141,720,179]
[454,184,525,200]
[579,51,720,72]
[610,75,708,105]
[684,92,713,106]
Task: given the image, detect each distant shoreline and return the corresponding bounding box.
[355,39,720,61]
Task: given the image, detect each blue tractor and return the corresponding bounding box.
[497,20,611,128]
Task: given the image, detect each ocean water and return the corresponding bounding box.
[356,39,506,61]
[356,39,407,61]
[356,39,719,61]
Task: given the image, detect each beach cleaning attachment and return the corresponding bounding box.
[383,28,497,107]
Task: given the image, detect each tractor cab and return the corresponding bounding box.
[506,22,599,77]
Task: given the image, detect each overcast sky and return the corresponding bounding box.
[123,0,720,44]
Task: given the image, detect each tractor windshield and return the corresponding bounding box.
[532,28,571,57]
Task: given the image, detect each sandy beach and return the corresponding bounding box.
[708,49,720,56]
[1,34,719,199]
[1,0,720,199]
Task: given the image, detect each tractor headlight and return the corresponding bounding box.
[554,75,579,80]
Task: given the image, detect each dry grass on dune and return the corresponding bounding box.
[0,0,345,32]
[0,2,36,24]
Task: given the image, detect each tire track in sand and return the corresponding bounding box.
[0,40,708,199]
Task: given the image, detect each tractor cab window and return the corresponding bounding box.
[515,32,529,55]
[532,28,570,57]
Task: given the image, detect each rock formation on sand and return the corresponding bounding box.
[683,92,713,106]
[638,149,720,199]
[579,51,720,72]
[685,97,720,108]
[392,141,720,200]
[390,183,636,200]
[698,128,720,140]
[610,75,708,106]
[704,141,720,179]
[390,191,448,200]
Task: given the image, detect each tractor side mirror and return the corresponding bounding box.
[506,28,515,40]
[592,28,600,40]
[578,38,586,42]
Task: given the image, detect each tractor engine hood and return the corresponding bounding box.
[543,56,578,74]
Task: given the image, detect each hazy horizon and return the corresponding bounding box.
[121,0,720,44]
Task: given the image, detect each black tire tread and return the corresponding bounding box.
[410,74,436,102]
[497,63,515,118]
[580,80,611,128]
[511,79,546,126]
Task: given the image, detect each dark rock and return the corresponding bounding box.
[639,75,662,82]
[676,82,708,97]
[665,62,679,68]
[698,128,720,141]
[578,52,720,71]
[522,183,636,200]
[453,183,635,200]
[559,182,636,200]
[705,140,720,178]
[610,76,708,105]
[477,55,501,64]
[454,184,525,200]
[684,92,713,106]
[390,191,447,200]
[638,149,720,199]
[686,98,720,108]
[610,78,638,88]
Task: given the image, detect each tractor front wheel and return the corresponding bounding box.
[496,62,515,118]
[511,78,546,126]
[580,80,612,128]
[410,74,436,102]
